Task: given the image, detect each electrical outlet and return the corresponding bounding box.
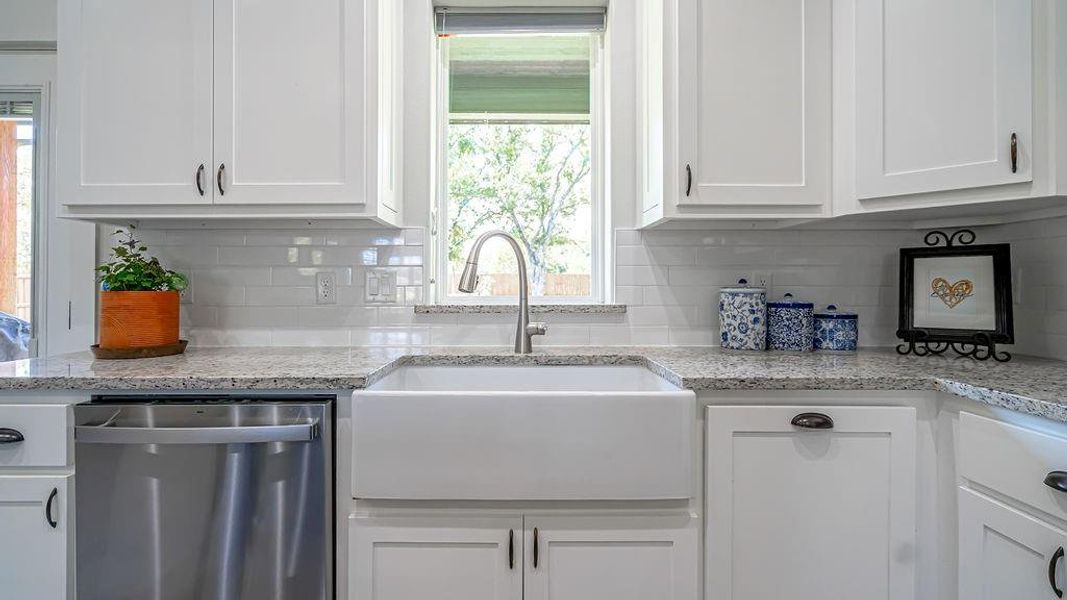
[315,271,337,305]
[751,271,773,291]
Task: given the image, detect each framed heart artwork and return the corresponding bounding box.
[897,234,1013,360]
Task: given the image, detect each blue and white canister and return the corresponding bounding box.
[767,293,815,352]
[813,305,859,352]
[719,279,767,351]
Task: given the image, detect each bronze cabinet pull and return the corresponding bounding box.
[45,487,58,529]
[217,163,226,196]
[1050,546,1064,598]
[791,412,834,430]
[533,527,539,569]
[1011,133,1018,174]
[508,529,514,570]
[195,164,205,196]
[685,164,693,197]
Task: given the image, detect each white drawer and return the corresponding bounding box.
[0,405,71,468]
[959,412,1067,522]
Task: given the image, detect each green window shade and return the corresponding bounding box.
[449,35,591,116]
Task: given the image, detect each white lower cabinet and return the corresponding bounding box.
[523,515,698,600]
[705,405,917,600]
[350,515,523,600]
[959,487,1067,599]
[349,513,698,600]
[0,474,71,599]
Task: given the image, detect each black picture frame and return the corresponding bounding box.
[897,243,1014,346]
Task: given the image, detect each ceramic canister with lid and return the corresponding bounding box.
[766,292,815,352]
[719,279,767,351]
[813,305,859,352]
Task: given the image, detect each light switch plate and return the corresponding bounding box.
[365,270,397,303]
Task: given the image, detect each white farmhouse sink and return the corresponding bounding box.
[352,365,695,501]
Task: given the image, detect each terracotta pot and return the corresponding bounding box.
[98,290,180,349]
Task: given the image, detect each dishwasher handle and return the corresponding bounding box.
[75,421,320,445]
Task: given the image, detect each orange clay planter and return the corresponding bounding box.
[98,290,180,349]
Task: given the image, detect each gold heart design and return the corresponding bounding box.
[931,277,974,309]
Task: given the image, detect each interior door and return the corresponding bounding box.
[212,0,368,205]
[705,405,917,600]
[855,0,1033,199]
[58,0,213,206]
[350,515,522,600]
[959,487,1067,600]
[523,515,699,600]
[0,474,69,598]
[676,0,831,208]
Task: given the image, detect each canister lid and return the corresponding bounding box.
[768,292,814,309]
[719,278,766,294]
[814,304,858,320]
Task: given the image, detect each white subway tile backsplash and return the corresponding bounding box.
[130,224,923,349]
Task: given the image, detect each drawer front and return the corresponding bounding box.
[960,412,1067,522]
[0,405,71,468]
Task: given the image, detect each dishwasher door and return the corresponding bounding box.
[74,400,332,600]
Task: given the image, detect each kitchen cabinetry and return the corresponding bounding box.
[958,487,1067,599]
[58,0,402,223]
[705,405,917,600]
[349,513,698,600]
[854,0,1033,200]
[0,474,71,599]
[639,0,832,225]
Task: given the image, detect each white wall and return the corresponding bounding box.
[0,0,57,43]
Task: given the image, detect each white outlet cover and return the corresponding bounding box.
[365,270,397,303]
[316,271,337,305]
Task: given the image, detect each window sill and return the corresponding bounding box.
[414,304,627,315]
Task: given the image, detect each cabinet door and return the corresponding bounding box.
[676,0,831,208]
[705,406,916,600]
[959,487,1067,599]
[213,0,369,206]
[350,515,522,600]
[57,0,213,206]
[523,515,698,600]
[0,475,70,599]
[855,0,1032,199]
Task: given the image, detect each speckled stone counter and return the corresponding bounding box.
[0,346,1064,422]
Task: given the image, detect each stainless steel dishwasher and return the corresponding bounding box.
[74,396,333,600]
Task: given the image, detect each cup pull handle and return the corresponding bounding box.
[791,412,834,430]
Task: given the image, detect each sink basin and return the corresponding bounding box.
[352,365,695,501]
[368,364,681,392]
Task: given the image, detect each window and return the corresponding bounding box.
[434,10,605,303]
[0,94,39,361]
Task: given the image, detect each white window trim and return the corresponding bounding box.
[431,34,608,305]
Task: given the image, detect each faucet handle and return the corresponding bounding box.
[526,322,548,337]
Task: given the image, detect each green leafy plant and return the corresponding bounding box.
[97,227,188,292]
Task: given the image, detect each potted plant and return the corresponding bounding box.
[95,228,188,354]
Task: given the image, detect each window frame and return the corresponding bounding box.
[431,33,606,305]
[0,90,43,358]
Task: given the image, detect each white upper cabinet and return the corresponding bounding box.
[705,405,917,600]
[677,0,831,209]
[58,0,213,206]
[58,0,402,222]
[854,0,1033,199]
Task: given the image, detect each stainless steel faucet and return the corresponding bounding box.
[457,230,548,354]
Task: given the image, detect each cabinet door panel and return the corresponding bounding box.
[856,0,1032,198]
[58,0,213,206]
[0,475,70,599]
[349,515,522,600]
[678,0,831,207]
[959,487,1067,600]
[705,405,916,600]
[213,0,367,205]
[524,515,698,600]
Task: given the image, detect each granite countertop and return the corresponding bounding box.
[0,346,1065,422]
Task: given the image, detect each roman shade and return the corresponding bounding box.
[435,7,607,35]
